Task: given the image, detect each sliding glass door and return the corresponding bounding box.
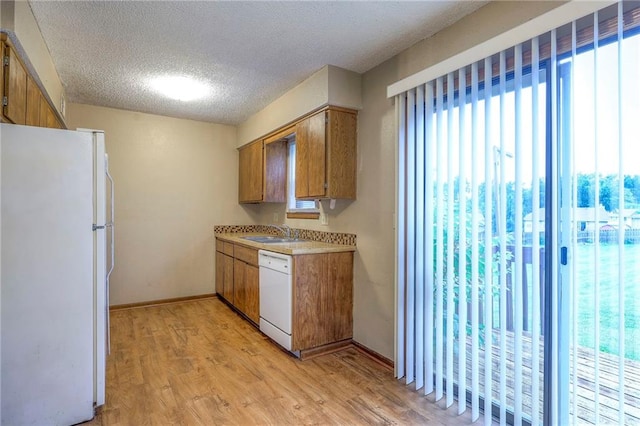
[558,8,640,424]
[395,2,640,424]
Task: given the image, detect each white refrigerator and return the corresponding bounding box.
[0,123,113,425]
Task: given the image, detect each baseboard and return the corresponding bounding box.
[109,293,217,311]
[299,339,394,370]
[299,339,353,361]
[351,340,394,370]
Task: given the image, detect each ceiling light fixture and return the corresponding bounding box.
[148,76,211,102]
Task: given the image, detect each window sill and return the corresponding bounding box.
[286,211,320,220]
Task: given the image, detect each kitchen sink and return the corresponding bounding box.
[241,236,302,244]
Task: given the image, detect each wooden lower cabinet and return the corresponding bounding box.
[234,259,259,324]
[215,238,259,324]
[215,237,354,352]
[215,251,225,296]
[233,259,246,314]
[244,265,259,323]
[292,252,353,351]
[222,254,234,303]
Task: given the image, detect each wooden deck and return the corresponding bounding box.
[452,330,640,424]
[571,345,640,424]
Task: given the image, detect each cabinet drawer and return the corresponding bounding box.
[234,244,258,266]
[215,239,224,253]
[223,242,234,256]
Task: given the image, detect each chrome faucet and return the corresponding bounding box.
[270,224,291,238]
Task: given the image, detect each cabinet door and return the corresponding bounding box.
[222,254,234,303]
[26,77,41,126]
[292,254,328,350]
[307,112,327,197]
[39,95,49,127]
[263,140,287,202]
[233,258,246,313]
[295,112,326,199]
[294,118,310,198]
[292,252,353,351]
[325,252,354,340]
[0,42,4,118]
[215,251,225,296]
[4,45,27,125]
[244,264,259,324]
[326,110,357,199]
[238,141,263,203]
[45,103,61,128]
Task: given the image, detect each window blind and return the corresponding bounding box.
[395,2,640,424]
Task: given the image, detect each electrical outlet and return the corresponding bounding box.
[320,213,329,226]
[273,213,279,222]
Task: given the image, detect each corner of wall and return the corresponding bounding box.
[236,64,364,147]
[327,65,362,111]
[236,65,330,147]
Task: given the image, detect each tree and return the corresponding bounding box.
[600,175,619,212]
[577,173,595,208]
[624,175,640,208]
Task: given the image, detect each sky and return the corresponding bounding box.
[434,30,640,187]
[572,34,640,176]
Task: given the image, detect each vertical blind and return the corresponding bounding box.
[396,37,548,425]
[395,1,640,424]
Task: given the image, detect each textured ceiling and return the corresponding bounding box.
[29,1,486,125]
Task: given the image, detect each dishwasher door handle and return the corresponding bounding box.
[258,250,292,273]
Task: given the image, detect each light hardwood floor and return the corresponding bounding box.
[87,297,485,425]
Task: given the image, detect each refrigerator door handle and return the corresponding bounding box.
[105,160,115,355]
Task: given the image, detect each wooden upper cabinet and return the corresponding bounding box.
[326,109,357,199]
[1,34,64,129]
[295,108,357,200]
[237,106,356,204]
[263,139,287,203]
[39,95,62,129]
[26,77,41,126]
[46,103,61,129]
[4,43,28,125]
[238,140,264,203]
[238,136,287,204]
[39,94,50,127]
[295,112,325,198]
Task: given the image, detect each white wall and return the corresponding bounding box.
[67,104,256,305]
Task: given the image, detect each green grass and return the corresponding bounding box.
[574,244,640,361]
[488,243,640,361]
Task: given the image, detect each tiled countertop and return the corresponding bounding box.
[215,233,356,255]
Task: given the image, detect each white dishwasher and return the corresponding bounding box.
[258,250,295,352]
